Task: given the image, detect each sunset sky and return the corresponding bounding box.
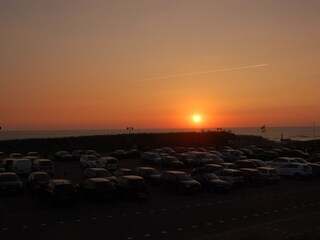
[1,0,319,130]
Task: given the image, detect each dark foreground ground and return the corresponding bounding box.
[1,158,320,240]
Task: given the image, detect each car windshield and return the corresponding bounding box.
[129,179,146,187]
[34,174,50,181]
[204,173,219,180]
[0,174,18,182]
[96,181,113,189]
[177,174,193,181]
[55,184,74,192]
[88,156,97,161]
[96,170,112,177]
[40,161,52,166]
[146,169,160,175]
[255,161,267,167]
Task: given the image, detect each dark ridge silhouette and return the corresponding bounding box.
[0,131,277,155]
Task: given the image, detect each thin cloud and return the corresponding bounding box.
[140,64,268,82]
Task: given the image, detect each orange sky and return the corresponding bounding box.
[0,1,320,130]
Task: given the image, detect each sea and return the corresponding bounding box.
[0,126,319,142]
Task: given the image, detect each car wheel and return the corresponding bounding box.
[294,173,302,180]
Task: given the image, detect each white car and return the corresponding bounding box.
[141,152,162,165]
[267,157,297,168]
[96,157,118,170]
[278,163,312,179]
[11,159,32,175]
[79,155,98,168]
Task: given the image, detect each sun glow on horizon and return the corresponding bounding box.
[193,115,202,123]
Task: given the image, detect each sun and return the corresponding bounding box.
[193,115,202,123]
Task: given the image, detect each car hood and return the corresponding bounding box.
[209,179,231,185]
[0,181,22,187]
[181,180,200,186]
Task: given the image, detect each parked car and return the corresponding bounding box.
[234,160,258,169]
[0,172,24,195]
[55,151,73,161]
[257,167,280,183]
[126,149,141,159]
[84,150,100,158]
[10,153,23,159]
[25,172,51,197]
[11,159,32,175]
[78,178,116,200]
[82,168,118,183]
[112,168,134,177]
[160,171,201,194]
[192,164,223,175]
[191,172,231,193]
[72,150,85,161]
[160,156,180,167]
[239,168,264,186]
[27,152,39,158]
[250,159,270,168]
[133,167,161,185]
[111,150,127,159]
[277,163,313,179]
[2,158,15,171]
[141,152,162,165]
[116,175,149,200]
[187,151,215,165]
[79,155,98,168]
[267,157,297,168]
[220,162,237,169]
[176,153,199,167]
[96,157,118,171]
[215,169,244,187]
[42,179,76,206]
[32,159,55,176]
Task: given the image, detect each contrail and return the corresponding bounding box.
[140,64,268,82]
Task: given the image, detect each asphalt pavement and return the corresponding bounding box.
[1,158,320,240]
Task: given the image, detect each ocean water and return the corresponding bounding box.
[0,127,319,142]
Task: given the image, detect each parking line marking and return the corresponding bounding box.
[218,220,224,224]
[243,216,248,219]
[192,225,197,228]
[76,219,81,222]
[144,234,151,237]
[231,218,237,221]
[92,217,97,220]
[206,222,212,226]
[41,223,47,227]
[108,215,112,218]
[127,237,133,240]
[177,228,183,231]
[161,231,167,234]
[22,226,28,229]
[136,212,141,215]
[162,208,167,211]
[254,214,259,217]
[2,228,8,231]
[59,221,64,224]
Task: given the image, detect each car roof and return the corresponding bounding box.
[51,179,72,185]
[136,167,156,170]
[221,169,241,173]
[30,171,49,176]
[87,168,106,171]
[257,166,274,170]
[0,172,17,176]
[164,170,186,175]
[240,168,258,172]
[122,175,144,180]
[87,178,110,182]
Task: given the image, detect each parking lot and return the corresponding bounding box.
[1,158,320,240]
